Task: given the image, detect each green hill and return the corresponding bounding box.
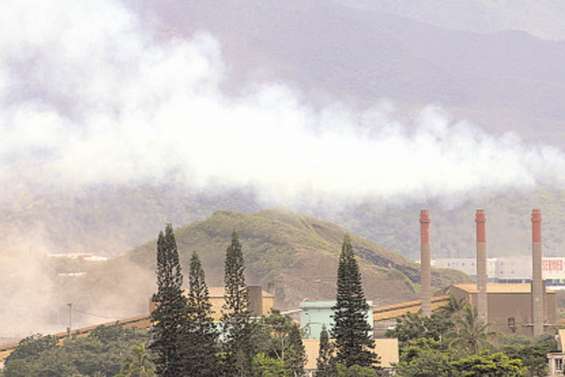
[93,209,467,311]
[1,209,468,335]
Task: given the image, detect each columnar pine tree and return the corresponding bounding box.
[149,224,188,377]
[182,252,219,377]
[223,231,249,315]
[222,231,253,377]
[286,324,306,377]
[316,325,333,377]
[331,235,377,368]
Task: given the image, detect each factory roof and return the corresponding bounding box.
[373,295,450,322]
[452,283,556,294]
[300,300,336,309]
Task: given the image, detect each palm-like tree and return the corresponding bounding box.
[437,295,465,316]
[448,304,491,355]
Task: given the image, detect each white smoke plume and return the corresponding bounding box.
[1,0,565,208]
[3,0,565,340]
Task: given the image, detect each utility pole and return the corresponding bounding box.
[67,303,72,337]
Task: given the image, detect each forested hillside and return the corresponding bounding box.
[87,209,466,312]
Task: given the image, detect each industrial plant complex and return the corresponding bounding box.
[419,209,553,337]
[3,208,565,375]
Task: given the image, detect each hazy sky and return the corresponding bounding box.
[1,0,565,206]
[342,0,565,40]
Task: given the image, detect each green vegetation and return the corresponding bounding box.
[388,300,557,377]
[250,311,308,377]
[149,224,187,377]
[252,353,288,377]
[286,324,306,377]
[451,352,525,377]
[3,312,311,377]
[121,210,467,310]
[497,335,557,377]
[335,364,381,377]
[116,344,155,377]
[182,252,218,376]
[448,305,491,355]
[222,231,255,376]
[332,235,378,369]
[3,326,151,377]
[316,325,333,377]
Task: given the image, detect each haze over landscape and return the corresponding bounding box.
[3,0,565,339]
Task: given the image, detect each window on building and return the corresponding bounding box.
[555,357,563,371]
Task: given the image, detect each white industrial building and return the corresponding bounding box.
[433,256,565,289]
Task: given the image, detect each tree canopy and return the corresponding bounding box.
[3,326,151,377]
[331,235,377,369]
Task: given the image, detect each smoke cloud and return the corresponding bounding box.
[0,243,155,339]
[3,0,565,340]
[1,0,565,208]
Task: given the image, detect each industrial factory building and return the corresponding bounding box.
[298,300,398,375]
[418,208,555,336]
[449,283,557,336]
[299,300,373,339]
[149,285,275,320]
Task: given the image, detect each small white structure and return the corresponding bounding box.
[548,329,565,376]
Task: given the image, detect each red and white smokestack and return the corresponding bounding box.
[420,209,432,317]
[531,209,544,336]
[475,209,488,324]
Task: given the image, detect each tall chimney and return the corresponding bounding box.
[531,209,544,336]
[475,209,488,324]
[420,209,432,317]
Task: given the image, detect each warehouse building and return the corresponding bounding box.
[449,283,557,336]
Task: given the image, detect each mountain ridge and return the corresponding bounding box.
[112,208,467,310]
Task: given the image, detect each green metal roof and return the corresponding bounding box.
[299,300,373,309]
[299,300,336,309]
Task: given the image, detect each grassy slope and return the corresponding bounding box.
[118,209,467,309]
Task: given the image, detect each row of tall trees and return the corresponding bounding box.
[5,225,557,377]
[149,226,306,377]
[148,224,557,377]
